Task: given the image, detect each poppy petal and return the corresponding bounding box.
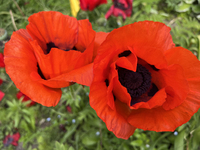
[130,88,167,109]
[128,90,200,131]
[31,40,82,79]
[27,11,78,52]
[164,47,200,79]
[4,32,62,107]
[89,82,136,139]
[104,21,175,68]
[16,29,32,40]
[75,19,95,52]
[31,63,93,87]
[93,31,109,58]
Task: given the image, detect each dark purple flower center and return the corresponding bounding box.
[118,64,152,103]
[114,1,129,10]
[4,137,14,147]
[46,42,77,54]
[118,50,131,57]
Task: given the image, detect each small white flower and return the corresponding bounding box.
[46,117,51,122]
[72,119,76,123]
[174,131,178,136]
[96,131,100,136]
[146,144,150,148]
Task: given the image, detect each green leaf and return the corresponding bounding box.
[6,100,14,107]
[22,109,31,115]
[81,135,98,146]
[192,5,200,13]
[23,115,31,124]
[184,0,195,4]
[14,112,20,127]
[130,139,143,147]
[190,126,200,149]
[174,130,185,150]
[68,146,75,150]
[175,2,191,12]
[54,141,67,150]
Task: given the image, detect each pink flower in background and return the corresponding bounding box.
[16,91,36,106]
[66,105,72,113]
[80,0,107,11]
[3,132,20,147]
[0,78,4,101]
[0,53,5,101]
[105,0,133,21]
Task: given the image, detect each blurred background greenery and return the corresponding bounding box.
[0,0,200,149]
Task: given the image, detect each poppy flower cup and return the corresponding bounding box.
[4,11,96,107]
[89,21,200,139]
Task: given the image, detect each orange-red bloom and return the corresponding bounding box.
[80,0,107,11]
[4,11,96,107]
[89,21,200,139]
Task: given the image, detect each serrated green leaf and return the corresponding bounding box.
[22,109,31,115]
[6,112,13,119]
[23,115,31,124]
[14,112,20,127]
[6,100,14,107]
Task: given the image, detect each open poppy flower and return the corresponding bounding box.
[89,21,200,139]
[16,91,36,106]
[105,0,133,21]
[3,132,20,147]
[4,11,96,107]
[80,0,107,11]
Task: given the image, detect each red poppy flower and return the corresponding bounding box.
[80,0,107,11]
[3,132,20,147]
[105,0,133,21]
[89,21,200,139]
[4,11,96,107]
[0,53,5,67]
[16,91,36,106]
